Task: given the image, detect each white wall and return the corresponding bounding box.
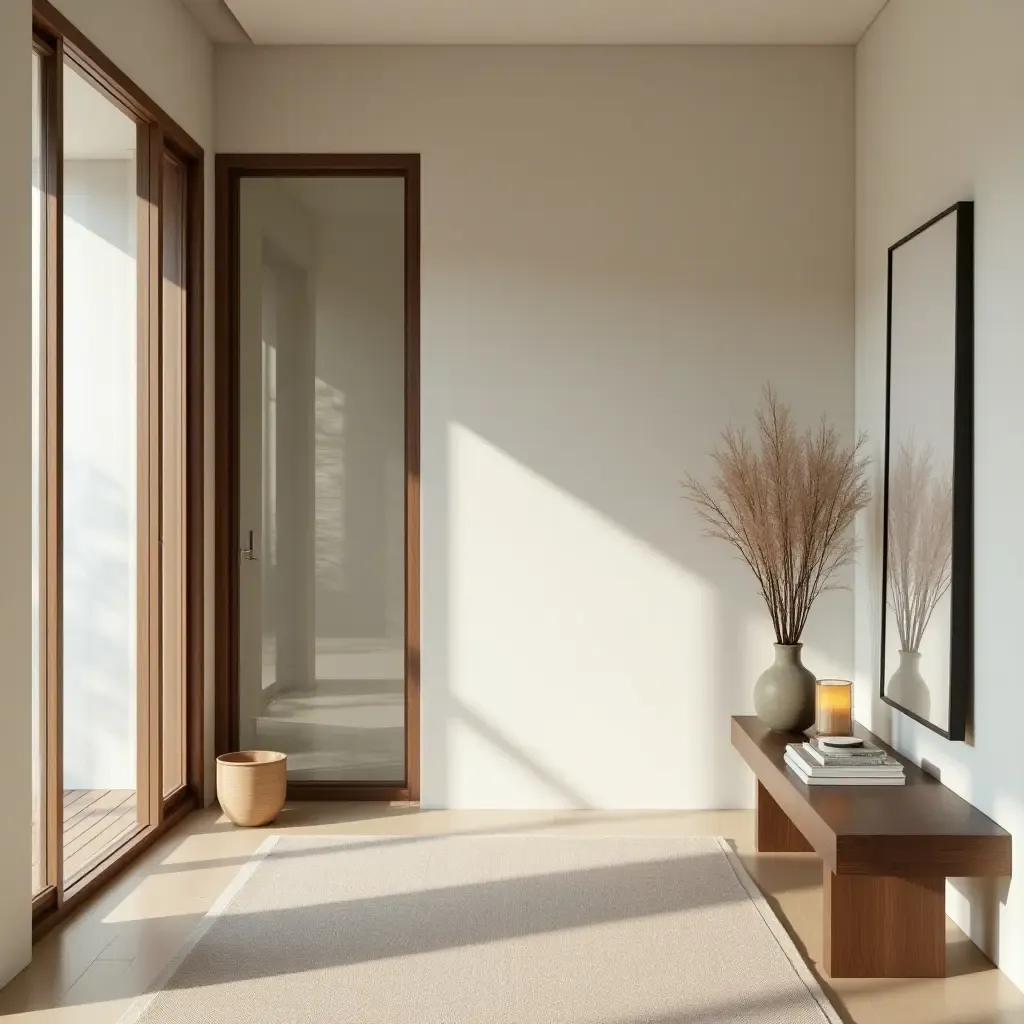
[0,0,33,991]
[313,190,406,647]
[218,45,856,809]
[50,0,216,800]
[854,0,1024,989]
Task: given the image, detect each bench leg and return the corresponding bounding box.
[756,782,813,853]
[824,870,945,978]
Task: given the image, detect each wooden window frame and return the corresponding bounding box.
[214,154,421,803]
[31,0,205,939]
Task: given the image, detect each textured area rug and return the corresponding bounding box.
[121,835,840,1023]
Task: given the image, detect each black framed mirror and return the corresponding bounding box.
[880,201,973,741]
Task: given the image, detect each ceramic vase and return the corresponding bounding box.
[886,649,930,719]
[753,643,816,733]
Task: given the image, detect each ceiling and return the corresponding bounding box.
[183,0,889,45]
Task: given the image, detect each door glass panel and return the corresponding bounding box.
[31,49,47,896]
[162,154,187,797]
[62,61,139,881]
[238,177,406,783]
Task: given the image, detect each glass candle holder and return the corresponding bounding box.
[815,679,853,736]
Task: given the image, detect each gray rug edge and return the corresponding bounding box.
[116,834,842,1024]
[714,837,842,1024]
[117,834,282,1024]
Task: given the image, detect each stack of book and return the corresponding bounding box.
[784,737,906,786]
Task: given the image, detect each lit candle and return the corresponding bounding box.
[816,679,853,737]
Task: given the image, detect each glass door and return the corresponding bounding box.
[61,58,141,882]
[235,173,412,790]
[31,8,204,923]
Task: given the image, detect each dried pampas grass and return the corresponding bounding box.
[886,438,952,653]
[683,388,871,646]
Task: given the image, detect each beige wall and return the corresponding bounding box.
[312,189,406,645]
[218,45,856,809]
[854,0,1024,989]
[0,0,33,990]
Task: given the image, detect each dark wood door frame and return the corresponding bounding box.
[214,154,421,802]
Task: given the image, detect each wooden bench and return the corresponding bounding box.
[731,715,1011,978]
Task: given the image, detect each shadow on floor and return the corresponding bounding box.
[151,806,790,885]
[13,835,823,1013]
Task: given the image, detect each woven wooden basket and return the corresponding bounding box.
[216,750,287,827]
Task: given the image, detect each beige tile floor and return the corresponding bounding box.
[2,804,1023,1023]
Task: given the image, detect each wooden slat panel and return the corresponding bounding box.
[63,791,135,856]
[65,809,138,881]
[67,804,136,858]
[62,789,108,827]
[63,788,97,810]
[64,792,127,844]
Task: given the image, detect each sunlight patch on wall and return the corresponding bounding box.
[446,424,721,809]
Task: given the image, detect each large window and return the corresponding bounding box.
[32,3,203,926]
[61,59,141,882]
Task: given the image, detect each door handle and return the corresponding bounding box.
[240,529,259,561]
